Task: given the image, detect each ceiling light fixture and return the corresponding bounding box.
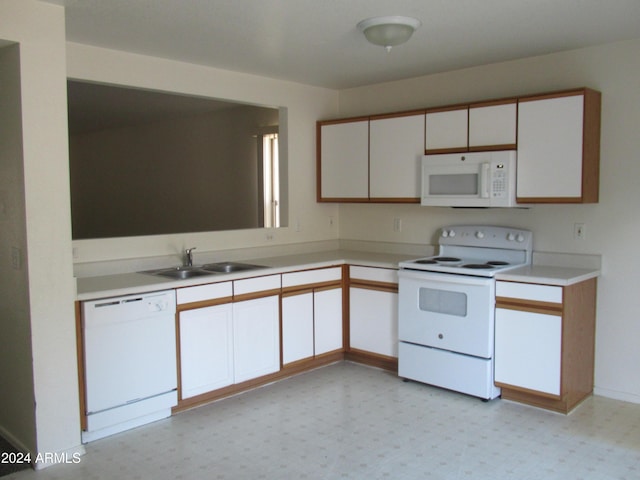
[357,16,422,52]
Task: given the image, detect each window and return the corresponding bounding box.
[262,132,280,228]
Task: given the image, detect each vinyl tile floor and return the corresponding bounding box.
[5,362,640,480]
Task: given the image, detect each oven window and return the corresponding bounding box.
[429,174,478,195]
[418,288,467,317]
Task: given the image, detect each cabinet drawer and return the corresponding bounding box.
[496,281,562,303]
[177,281,233,305]
[234,274,281,296]
[282,267,342,288]
[350,266,398,284]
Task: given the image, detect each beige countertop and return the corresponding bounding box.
[496,265,600,286]
[76,250,415,301]
[76,248,600,300]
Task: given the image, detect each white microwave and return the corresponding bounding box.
[421,150,517,207]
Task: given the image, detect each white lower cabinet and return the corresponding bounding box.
[314,287,343,355]
[349,287,398,357]
[493,278,597,413]
[494,307,562,395]
[233,295,280,383]
[179,304,234,399]
[281,267,343,366]
[281,292,315,364]
[177,276,280,401]
[349,266,399,358]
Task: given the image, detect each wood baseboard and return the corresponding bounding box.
[344,349,398,372]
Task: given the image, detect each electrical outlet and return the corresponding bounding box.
[329,216,334,227]
[393,217,402,232]
[574,223,586,240]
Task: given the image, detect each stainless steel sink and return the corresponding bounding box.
[143,266,220,279]
[142,261,266,279]
[201,261,267,273]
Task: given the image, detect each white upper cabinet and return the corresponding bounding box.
[318,119,369,200]
[469,102,517,149]
[425,101,517,153]
[318,88,599,205]
[369,112,424,199]
[516,89,601,203]
[425,107,468,152]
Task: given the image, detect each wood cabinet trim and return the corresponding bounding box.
[281,281,342,297]
[424,146,469,155]
[317,196,371,203]
[468,143,517,152]
[344,348,398,372]
[425,104,469,114]
[497,383,563,402]
[173,352,344,413]
[516,196,584,204]
[75,301,88,430]
[349,279,398,294]
[581,88,601,203]
[369,109,425,121]
[516,87,591,103]
[176,296,233,312]
[368,197,420,203]
[496,296,562,315]
[233,289,281,303]
[317,116,370,126]
[469,97,518,108]
[281,287,314,298]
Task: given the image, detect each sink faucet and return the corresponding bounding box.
[184,247,196,267]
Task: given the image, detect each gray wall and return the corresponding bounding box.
[70,105,278,239]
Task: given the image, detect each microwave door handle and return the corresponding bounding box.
[480,163,491,198]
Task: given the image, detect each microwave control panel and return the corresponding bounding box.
[491,164,507,198]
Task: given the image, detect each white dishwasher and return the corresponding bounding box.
[81,290,177,443]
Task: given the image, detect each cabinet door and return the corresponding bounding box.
[369,113,424,199]
[349,287,398,357]
[314,287,343,355]
[494,307,562,395]
[517,93,585,200]
[319,120,369,200]
[281,291,314,365]
[233,295,280,383]
[469,102,516,149]
[425,107,468,153]
[179,304,234,399]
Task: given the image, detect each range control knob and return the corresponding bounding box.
[507,232,516,241]
[442,229,455,238]
[441,229,449,238]
[516,233,525,242]
[475,230,485,239]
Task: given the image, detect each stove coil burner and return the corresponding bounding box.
[462,264,495,269]
[414,259,438,265]
[433,257,461,262]
[487,261,510,266]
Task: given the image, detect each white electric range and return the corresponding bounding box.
[397,225,532,400]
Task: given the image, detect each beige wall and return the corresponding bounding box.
[0,43,37,453]
[67,42,340,263]
[0,0,82,461]
[336,38,640,403]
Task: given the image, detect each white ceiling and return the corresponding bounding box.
[44,0,640,90]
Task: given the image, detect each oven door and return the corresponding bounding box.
[398,269,495,358]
